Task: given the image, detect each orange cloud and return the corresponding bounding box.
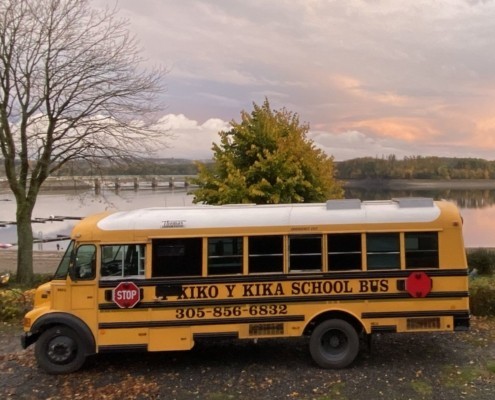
[475,117,495,134]
[330,74,362,92]
[329,74,411,106]
[325,74,495,152]
[470,117,495,148]
[345,118,441,141]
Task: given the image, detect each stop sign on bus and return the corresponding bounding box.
[112,281,141,308]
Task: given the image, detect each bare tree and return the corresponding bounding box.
[0,0,168,284]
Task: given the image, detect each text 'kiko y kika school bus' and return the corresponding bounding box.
[22,198,470,374]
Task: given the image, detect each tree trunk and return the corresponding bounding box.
[0,0,167,288]
[16,206,34,285]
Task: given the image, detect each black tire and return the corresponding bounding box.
[35,325,87,374]
[309,319,359,369]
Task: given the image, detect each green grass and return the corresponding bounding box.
[467,248,495,275]
[487,360,495,374]
[441,365,487,390]
[469,276,495,316]
[205,393,237,400]
[316,382,348,400]
[410,379,433,397]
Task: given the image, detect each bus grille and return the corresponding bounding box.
[249,323,284,336]
[407,317,441,330]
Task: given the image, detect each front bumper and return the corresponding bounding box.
[20,332,38,349]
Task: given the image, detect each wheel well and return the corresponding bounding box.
[303,310,365,337]
[30,313,96,355]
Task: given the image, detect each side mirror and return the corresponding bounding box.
[0,272,10,287]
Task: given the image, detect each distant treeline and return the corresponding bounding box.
[2,156,495,180]
[335,155,495,180]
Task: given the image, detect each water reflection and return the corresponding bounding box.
[0,188,193,250]
[344,186,495,247]
[345,187,495,209]
[1,186,495,249]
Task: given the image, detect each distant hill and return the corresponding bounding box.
[335,156,495,180]
[2,155,495,180]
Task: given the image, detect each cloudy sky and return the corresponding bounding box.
[94,0,495,161]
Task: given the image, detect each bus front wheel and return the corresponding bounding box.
[309,319,359,369]
[35,325,87,374]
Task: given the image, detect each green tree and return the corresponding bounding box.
[192,99,343,204]
[0,0,167,284]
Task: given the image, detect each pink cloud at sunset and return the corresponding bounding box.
[93,0,495,161]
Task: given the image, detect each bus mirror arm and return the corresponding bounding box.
[68,254,78,282]
[68,265,77,282]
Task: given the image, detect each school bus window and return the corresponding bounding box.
[328,233,362,271]
[248,235,284,274]
[367,233,400,270]
[152,238,202,277]
[405,232,439,269]
[208,237,243,275]
[74,244,96,280]
[289,235,322,272]
[101,244,145,279]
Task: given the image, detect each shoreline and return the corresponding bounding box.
[343,178,495,190]
[3,177,495,193]
[0,250,62,274]
[1,178,495,275]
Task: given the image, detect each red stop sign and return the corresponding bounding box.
[113,281,141,308]
[405,272,432,298]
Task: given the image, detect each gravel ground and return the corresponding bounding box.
[1,251,494,399]
[0,318,494,400]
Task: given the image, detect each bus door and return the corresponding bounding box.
[67,244,98,332]
[97,244,150,351]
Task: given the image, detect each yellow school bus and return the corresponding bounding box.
[22,198,470,374]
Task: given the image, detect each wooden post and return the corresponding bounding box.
[133,177,139,191]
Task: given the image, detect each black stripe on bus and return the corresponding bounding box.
[193,332,239,340]
[98,269,468,288]
[98,315,305,330]
[98,291,469,311]
[98,344,147,353]
[361,310,470,319]
[371,325,397,333]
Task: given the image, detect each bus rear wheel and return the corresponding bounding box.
[309,319,359,369]
[35,325,87,374]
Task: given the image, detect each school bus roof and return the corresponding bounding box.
[69,198,462,238]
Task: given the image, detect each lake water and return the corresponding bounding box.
[0,188,194,251]
[0,186,494,249]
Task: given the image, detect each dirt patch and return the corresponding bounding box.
[0,322,22,355]
[0,318,494,399]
